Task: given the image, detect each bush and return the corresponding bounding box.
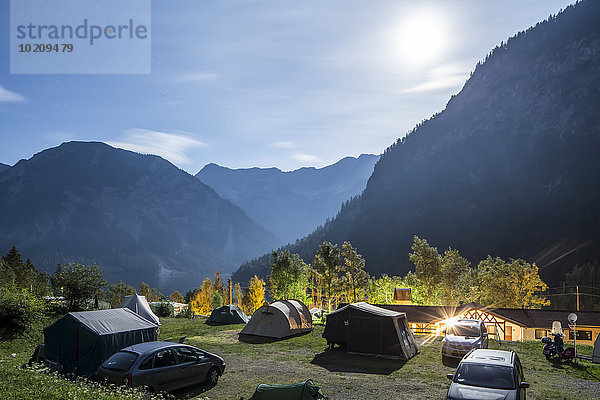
[175,304,193,319]
[151,302,174,317]
[0,287,46,339]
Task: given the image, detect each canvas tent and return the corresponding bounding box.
[240,299,312,339]
[122,293,161,325]
[246,380,326,400]
[593,332,600,364]
[322,302,418,360]
[207,304,249,324]
[44,308,158,376]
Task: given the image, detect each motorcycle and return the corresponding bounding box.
[541,332,576,360]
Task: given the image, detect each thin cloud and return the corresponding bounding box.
[0,85,26,103]
[269,141,296,148]
[402,64,470,94]
[172,71,218,83]
[292,153,319,163]
[108,129,206,165]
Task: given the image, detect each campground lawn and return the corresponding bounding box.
[1,317,599,399]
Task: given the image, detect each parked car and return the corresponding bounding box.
[446,349,529,400]
[94,341,225,393]
[441,319,488,365]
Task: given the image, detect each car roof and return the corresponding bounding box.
[453,319,481,325]
[119,341,184,355]
[462,349,514,366]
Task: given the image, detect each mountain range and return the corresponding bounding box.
[233,0,600,285]
[196,154,379,245]
[0,163,9,174]
[0,142,277,292]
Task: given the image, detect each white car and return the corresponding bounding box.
[446,349,529,400]
[441,319,488,365]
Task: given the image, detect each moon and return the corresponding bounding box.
[396,10,446,67]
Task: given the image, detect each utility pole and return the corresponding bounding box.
[228,278,232,305]
[576,285,580,311]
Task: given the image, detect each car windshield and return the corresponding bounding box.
[454,362,516,390]
[101,351,138,372]
[447,325,480,337]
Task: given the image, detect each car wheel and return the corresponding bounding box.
[442,355,450,366]
[206,367,219,386]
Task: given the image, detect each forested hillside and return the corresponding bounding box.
[0,142,277,292]
[234,0,600,285]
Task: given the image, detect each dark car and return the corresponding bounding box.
[446,349,529,400]
[95,341,225,393]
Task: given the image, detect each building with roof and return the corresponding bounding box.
[376,303,600,345]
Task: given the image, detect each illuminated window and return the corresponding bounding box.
[535,329,547,339]
[568,330,592,341]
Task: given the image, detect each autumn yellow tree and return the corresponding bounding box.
[190,277,215,315]
[234,283,243,308]
[243,275,265,315]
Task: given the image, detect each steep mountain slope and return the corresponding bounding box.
[0,163,9,174]
[196,154,379,244]
[0,142,277,291]
[233,0,600,285]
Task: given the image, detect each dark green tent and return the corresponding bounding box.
[44,308,158,376]
[207,304,249,324]
[323,302,418,360]
[246,380,327,400]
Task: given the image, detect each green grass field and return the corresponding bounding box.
[1,317,599,399]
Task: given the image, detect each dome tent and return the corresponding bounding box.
[207,304,249,324]
[245,380,326,400]
[121,293,161,325]
[240,299,312,339]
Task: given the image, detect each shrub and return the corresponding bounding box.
[151,302,174,317]
[0,287,45,339]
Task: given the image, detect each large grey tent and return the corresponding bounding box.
[44,308,158,376]
[121,293,161,325]
[207,304,249,324]
[322,302,418,360]
[240,299,312,339]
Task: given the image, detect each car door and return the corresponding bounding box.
[173,346,211,387]
[152,348,181,392]
[515,355,526,400]
[133,352,155,388]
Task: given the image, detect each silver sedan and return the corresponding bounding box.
[94,341,225,393]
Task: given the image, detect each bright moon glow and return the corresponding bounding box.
[395,10,446,67]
